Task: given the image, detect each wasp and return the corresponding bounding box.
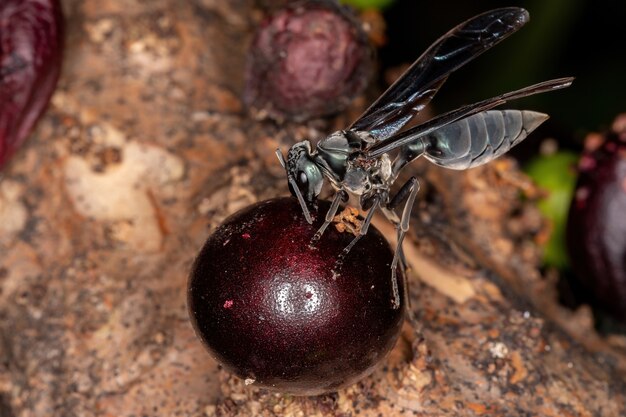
[276,7,573,308]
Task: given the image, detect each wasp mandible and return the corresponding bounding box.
[276,7,574,308]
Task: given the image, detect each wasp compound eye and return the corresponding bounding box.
[295,171,315,202]
[287,178,298,197]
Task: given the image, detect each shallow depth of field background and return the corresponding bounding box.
[377,0,625,153]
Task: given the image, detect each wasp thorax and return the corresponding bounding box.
[343,168,372,194]
[347,153,394,191]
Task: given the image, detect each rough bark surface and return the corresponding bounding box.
[0,1,624,416]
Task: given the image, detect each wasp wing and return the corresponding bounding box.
[366,77,574,159]
[349,7,530,140]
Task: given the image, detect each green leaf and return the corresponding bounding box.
[340,0,395,11]
[524,151,579,269]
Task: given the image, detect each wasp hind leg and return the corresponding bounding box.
[385,176,420,309]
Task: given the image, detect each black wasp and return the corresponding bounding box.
[276,7,573,309]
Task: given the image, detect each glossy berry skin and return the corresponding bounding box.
[567,132,626,322]
[0,0,63,170]
[243,0,373,122]
[188,198,404,395]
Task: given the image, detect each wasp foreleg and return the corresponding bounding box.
[310,190,348,247]
[333,197,380,275]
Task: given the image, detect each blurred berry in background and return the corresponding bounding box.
[244,0,373,122]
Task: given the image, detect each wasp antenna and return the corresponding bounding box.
[275,148,287,169]
[288,176,313,224]
[275,148,313,224]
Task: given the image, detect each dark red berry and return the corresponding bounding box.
[188,197,404,395]
[0,0,63,170]
[567,130,626,322]
[244,0,373,122]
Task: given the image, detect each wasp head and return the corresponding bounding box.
[275,141,323,224]
[287,142,324,201]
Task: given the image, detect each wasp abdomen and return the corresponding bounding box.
[423,109,548,170]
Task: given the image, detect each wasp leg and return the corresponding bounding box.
[385,177,419,271]
[310,190,348,246]
[380,207,411,314]
[387,177,420,309]
[379,207,407,271]
[333,197,380,274]
[383,177,418,272]
[388,177,418,211]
